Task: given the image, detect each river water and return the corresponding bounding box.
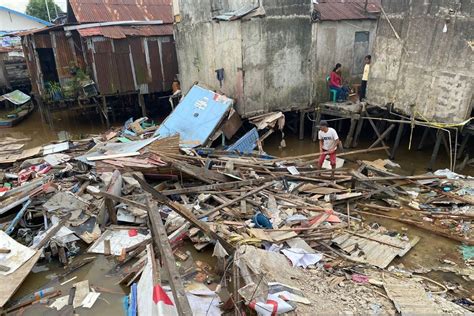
[3,109,473,313]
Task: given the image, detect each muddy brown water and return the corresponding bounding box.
[2,110,473,313]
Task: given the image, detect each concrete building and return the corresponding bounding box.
[368,0,473,124]
[0,6,51,33]
[174,0,380,117]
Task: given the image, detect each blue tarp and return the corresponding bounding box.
[226,128,259,154]
[154,85,233,148]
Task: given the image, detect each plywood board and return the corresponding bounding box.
[0,250,41,307]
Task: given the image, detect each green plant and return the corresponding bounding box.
[46,81,62,100]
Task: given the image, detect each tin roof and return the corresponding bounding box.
[314,0,381,21]
[68,0,173,24]
[77,24,173,38]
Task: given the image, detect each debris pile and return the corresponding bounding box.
[0,86,472,315]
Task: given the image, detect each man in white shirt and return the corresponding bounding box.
[318,120,341,177]
[359,55,371,101]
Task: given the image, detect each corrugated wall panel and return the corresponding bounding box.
[129,38,148,85]
[34,34,52,49]
[114,39,135,92]
[52,31,75,81]
[147,39,163,93]
[161,39,178,91]
[92,39,120,95]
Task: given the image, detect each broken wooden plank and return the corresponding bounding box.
[160,177,278,196]
[147,197,192,316]
[199,182,274,219]
[134,175,235,254]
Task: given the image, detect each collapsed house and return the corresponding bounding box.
[19,0,179,124]
[0,47,30,94]
[174,0,380,116]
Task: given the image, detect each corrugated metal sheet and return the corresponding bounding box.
[160,40,178,90]
[52,31,75,80]
[21,37,40,95]
[69,0,173,24]
[129,38,148,85]
[77,25,173,39]
[314,0,381,21]
[213,4,258,21]
[154,85,234,148]
[113,39,135,92]
[331,231,419,268]
[92,39,121,94]
[147,39,163,93]
[34,34,52,49]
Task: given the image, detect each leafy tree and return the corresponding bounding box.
[26,0,63,22]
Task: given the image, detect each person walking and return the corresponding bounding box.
[317,120,341,178]
[359,55,371,101]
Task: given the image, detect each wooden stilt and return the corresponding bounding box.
[102,96,110,128]
[440,131,451,156]
[369,123,395,153]
[312,107,321,142]
[352,111,365,147]
[366,113,391,156]
[428,130,443,170]
[457,133,471,159]
[299,110,305,140]
[138,93,146,117]
[344,116,357,148]
[417,126,431,150]
[390,122,405,160]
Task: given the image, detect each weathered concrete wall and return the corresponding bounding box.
[311,20,377,104]
[176,0,312,116]
[241,0,311,115]
[368,0,473,123]
[176,0,378,116]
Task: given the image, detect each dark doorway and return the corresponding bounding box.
[352,31,370,75]
[36,48,59,84]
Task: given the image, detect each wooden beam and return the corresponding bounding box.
[98,191,147,210]
[390,122,405,159]
[134,175,235,254]
[366,113,391,156]
[271,146,388,163]
[199,182,274,219]
[160,177,278,196]
[147,198,192,315]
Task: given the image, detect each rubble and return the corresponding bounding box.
[0,88,472,315]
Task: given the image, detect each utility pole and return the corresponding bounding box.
[44,0,52,22]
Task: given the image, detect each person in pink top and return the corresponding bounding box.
[329,63,349,101]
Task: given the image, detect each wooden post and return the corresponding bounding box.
[102,96,110,128]
[457,133,471,159]
[147,198,193,315]
[312,107,321,142]
[138,93,146,117]
[352,110,365,147]
[390,122,405,160]
[369,123,395,151]
[299,110,305,140]
[428,130,443,170]
[417,126,431,150]
[366,114,391,156]
[344,116,357,148]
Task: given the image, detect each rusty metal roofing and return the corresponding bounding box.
[314,0,381,21]
[69,0,173,24]
[78,24,173,39]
